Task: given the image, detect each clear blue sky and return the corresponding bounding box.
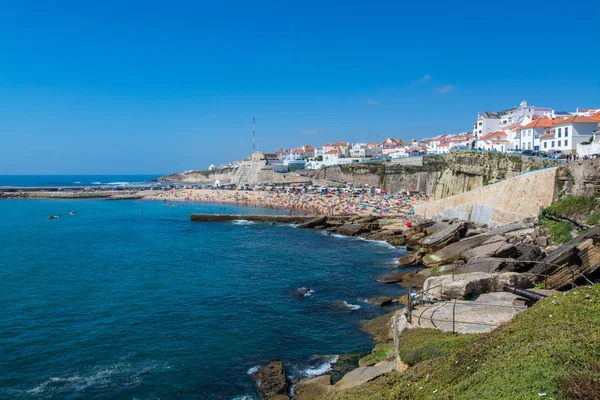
[1,0,599,174]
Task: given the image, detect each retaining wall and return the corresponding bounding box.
[413,168,558,226]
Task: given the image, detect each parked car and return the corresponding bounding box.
[548,150,568,159]
[521,150,535,156]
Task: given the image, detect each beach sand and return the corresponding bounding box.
[143,188,429,216]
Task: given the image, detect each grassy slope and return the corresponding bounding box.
[540,195,600,243]
[325,285,600,400]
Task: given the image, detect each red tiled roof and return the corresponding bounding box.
[438,142,450,147]
[520,117,556,129]
[333,142,350,146]
[540,133,555,139]
[324,149,341,155]
[554,115,599,125]
[480,131,508,141]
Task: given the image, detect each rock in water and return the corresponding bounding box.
[376,270,406,284]
[397,252,423,268]
[297,216,328,229]
[366,296,392,306]
[253,361,289,399]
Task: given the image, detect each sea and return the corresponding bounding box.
[0,176,409,399]
[0,175,161,188]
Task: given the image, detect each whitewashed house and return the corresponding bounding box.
[350,143,383,158]
[517,117,556,151]
[552,116,600,153]
[322,149,344,165]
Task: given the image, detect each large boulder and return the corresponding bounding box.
[421,222,466,253]
[366,296,392,306]
[297,216,328,229]
[294,375,334,400]
[422,272,533,301]
[452,258,516,274]
[253,361,289,399]
[397,252,423,268]
[422,234,492,268]
[463,235,517,260]
[336,224,366,236]
[376,270,406,284]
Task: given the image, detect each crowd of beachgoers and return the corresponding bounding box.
[147,188,432,216]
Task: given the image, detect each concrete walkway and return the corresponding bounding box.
[411,292,525,334]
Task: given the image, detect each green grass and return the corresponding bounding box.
[359,343,395,367]
[396,329,480,366]
[544,195,597,218]
[539,216,576,244]
[325,285,600,400]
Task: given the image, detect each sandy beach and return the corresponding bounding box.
[144,188,431,216]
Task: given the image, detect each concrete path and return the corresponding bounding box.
[411,292,525,334]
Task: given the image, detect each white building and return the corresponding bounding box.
[479,131,512,152]
[350,143,383,158]
[322,149,344,165]
[517,117,556,151]
[474,100,553,147]
[552,115,600,153]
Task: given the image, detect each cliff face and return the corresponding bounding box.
[309,152,559,200]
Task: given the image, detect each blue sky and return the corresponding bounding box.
[1,1,599,174]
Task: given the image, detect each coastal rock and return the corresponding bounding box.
[452,258,516,274]
[400,271,425,288]
[297,216,328,229]
[336,224,366,236]
[463,235,517,260]
[333,361,395,391]
[366,296,392,306]
[330,300,362,311]
[422,234,493,268]
[253,361,289,400]
[326,354,364,383]
[358,343,394,367]
[422,272,533,301]
[376,270,406,284]
[356,216,379,224]
[359,311,396,342]
[294,375,333,400]
[421,222,466,253]
[397,252,423,268]
[392,294,409,304]
[406,232,426,246]
[295,288,312,298]
[423,222,451,236]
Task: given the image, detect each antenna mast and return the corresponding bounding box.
[252,116,256,152]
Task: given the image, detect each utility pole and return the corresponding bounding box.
[252,116,256,153]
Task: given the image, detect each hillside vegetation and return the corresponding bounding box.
[325,285,600,400]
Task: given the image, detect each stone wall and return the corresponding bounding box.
[413,168,558,226]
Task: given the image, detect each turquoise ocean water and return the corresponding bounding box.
[0,197,408,399]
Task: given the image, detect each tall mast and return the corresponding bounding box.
[252,116,256,152]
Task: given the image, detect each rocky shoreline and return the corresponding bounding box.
[249,214,600,399]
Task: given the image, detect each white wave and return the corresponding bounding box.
[231,396,258,400]
[90,181,103,185]
[73,181,81,184]
[232,220,255,225]
[246,366,260,375]
[22,360,168,396]
[355,236,397,249]
[342,301,361,310]
[297,287,314,297]
[300,355,339,378]
[106,181,130,186]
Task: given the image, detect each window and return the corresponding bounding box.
[565,140,568,147]
[478,122,482,126]
[544,142,547,148]
[565,127,569,137]
[552,141,555,147]
[558,128,562,138]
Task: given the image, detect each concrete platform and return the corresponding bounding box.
[190,214,317,223]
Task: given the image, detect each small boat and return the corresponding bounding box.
[69,211,76,215]
[47,214,60,219]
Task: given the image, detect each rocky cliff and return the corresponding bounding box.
[308,152,559,200]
